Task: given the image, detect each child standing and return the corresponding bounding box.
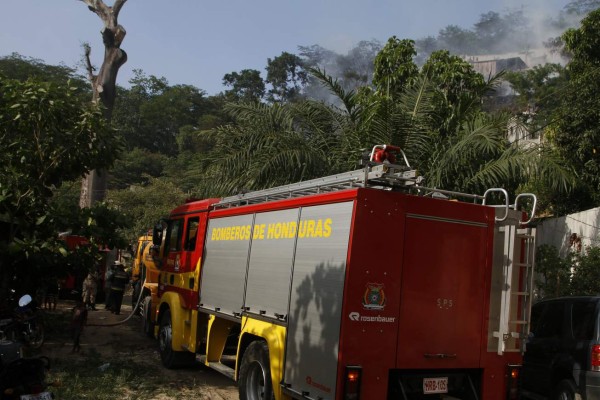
[70,300,88,353]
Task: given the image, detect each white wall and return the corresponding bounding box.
[536,206,600,255]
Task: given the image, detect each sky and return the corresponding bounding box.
[1,0,573,95]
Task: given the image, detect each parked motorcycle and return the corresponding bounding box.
[0,342,54,400]
[0,295,45,349]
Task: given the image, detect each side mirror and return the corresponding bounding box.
[152,222,163,246]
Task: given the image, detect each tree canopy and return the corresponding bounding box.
[0,76,125,301]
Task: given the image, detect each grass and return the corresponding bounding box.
[49,353,202,400]
[38,307,224,400]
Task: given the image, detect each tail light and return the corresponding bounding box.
[344,366,362,400]
[591,345,600,371]
[506,365,520,400]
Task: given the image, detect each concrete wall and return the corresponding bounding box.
[536,206,600,255]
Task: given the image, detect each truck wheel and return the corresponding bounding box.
[141,296,154,338]
[158,309,195,368]
[555,379,582,400]
[239,341,274,400]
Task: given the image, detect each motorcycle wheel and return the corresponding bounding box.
[26,318,45,349]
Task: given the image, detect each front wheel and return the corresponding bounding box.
[239,341,274,400]
[24,312,45,349]
[158,309,195,369]
[25,321,44,349]
[555,379,582,400]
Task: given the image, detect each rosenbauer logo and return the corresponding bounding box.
[305,376,331,393]
[349,312,396,323]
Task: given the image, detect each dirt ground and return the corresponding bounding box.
[40,296,239,400]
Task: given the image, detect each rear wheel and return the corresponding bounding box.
[158,309,195,368]
[238,341,274,400]
[555,379,582,400]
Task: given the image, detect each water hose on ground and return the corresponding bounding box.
[86,276,148,327]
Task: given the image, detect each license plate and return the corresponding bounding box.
[20,392,53,400]
[423,377,448,394]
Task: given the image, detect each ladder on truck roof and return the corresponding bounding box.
[216,144,493,209]
[216,144,423,208]
[216,163,420,208]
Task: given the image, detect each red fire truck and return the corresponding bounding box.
[147,145,537,400]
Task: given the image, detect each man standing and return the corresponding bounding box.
[104,263,116,310]
[107,261,129,315]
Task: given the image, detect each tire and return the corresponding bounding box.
[555,379,582,400]
[25,320,44,349]
[24,312,45,349]
[158,309,195,369]
[141,296,154,338]
[238,341,274,400]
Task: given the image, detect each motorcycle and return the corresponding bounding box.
[0,345,54,400]
[0,295,45,349]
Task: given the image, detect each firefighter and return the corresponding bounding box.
[104,263,116,309]
[107,261,129,315]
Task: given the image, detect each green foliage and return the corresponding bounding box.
[199,101,334,196]
[266,52,308,103]
[0,76,123,301]
[536,245,600,298]
[373,37,418,98]
[437,25,479,55]
[421,50,487,137]
[552,9,600,210]
[112,70,217,155]
[199,44,575,202]
[0,77,121,238]
[504,63,567,123]
[222,69,265,102]
[535,244,572,298]
[109,148,168,190]
[107,178,188,242]
[0,53,89,94]
[570,246,600,295]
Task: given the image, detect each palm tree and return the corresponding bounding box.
[200,62,574,204]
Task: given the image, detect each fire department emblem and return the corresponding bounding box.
[362,283,386,310]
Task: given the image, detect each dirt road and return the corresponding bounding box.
[40,299,239,399]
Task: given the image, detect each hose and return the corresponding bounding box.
[86,275,148,327]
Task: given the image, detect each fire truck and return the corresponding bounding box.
[147,145,537,399]
[130,233,161,336]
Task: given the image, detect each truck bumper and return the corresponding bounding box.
[584,371,600,400]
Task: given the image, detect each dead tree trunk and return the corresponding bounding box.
[79,0,127,208]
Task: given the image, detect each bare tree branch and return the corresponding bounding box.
[112,0,127,19]
[82,43,97,95]
[79,0,109,21]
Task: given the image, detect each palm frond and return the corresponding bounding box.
[308,67,360,122]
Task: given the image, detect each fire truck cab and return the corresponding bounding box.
[148,145,536,400]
